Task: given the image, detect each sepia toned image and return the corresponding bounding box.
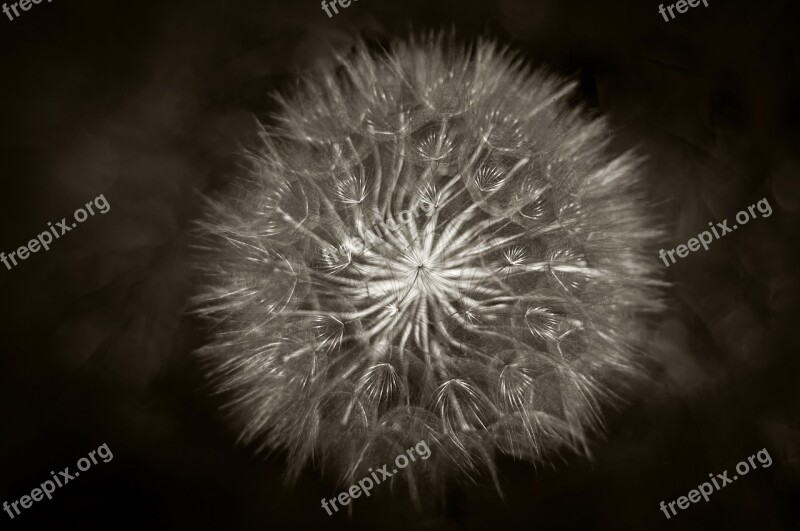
[1,1,798,529]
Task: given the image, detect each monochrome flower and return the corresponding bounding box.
[193,34,665,495]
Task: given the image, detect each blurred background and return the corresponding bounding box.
[0,0,798,529]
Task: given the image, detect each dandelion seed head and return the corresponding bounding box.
[194,33,665,495]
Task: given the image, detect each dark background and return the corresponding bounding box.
[0,0,798,529]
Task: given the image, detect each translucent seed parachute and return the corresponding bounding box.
[193,34,665,495]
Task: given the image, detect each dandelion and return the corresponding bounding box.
[193,33,665,496]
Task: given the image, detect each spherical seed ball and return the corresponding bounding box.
[193,34,665,494]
